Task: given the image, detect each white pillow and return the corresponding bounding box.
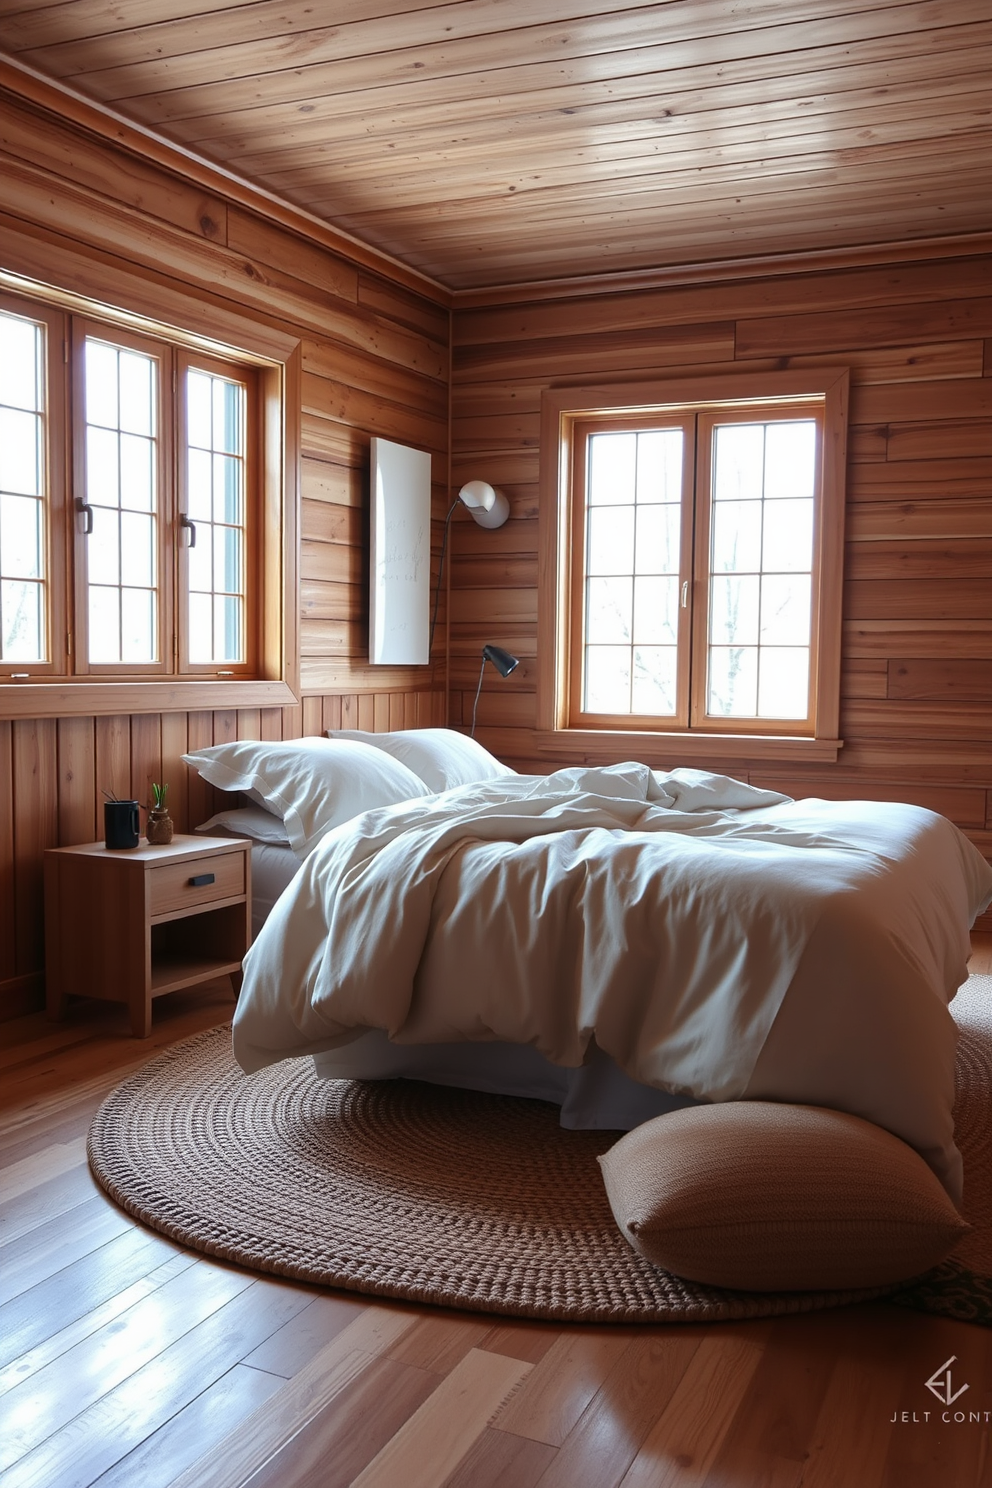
[327,727,516,794]
[182,738,429,857]
[195,806,291,846]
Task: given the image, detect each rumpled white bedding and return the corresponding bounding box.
[232,764,992,1201]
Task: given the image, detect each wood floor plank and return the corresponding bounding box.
[443,1424,559,1488]
[0,1135,88,1203]
[617,1325,770,1487]
[494,1328,632,1446]
[350,1346,534,1488]
[239,1354,441,1488]
[0,1253,197,1396]
[476,1319,561,1365]
[386,1310,495,1374]
[241,1293,367,1379]
[0,1160,101,1246]
[533,1332,703,1488]
[164,1305,417,1488]
[0,1195,131,1307]
[3,1276,313,1488]
[1,1257,253,1476]
[89,1364,285,1488]
[0,1224,181,1371]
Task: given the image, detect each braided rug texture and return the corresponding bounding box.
[87,974,992,1325]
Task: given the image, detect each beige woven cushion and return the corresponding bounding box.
[599,1102,969,1291]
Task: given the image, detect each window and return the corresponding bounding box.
[0,281,299,716]
[539,371,848,761]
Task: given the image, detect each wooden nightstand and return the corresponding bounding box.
[44,835,252,1037]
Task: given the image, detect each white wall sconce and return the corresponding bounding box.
[456,480,510,530]
[430,479,511,654]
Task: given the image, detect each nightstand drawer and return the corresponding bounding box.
[149,851,246,917]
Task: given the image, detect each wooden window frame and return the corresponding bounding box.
[537,369,849,764]
[0,275,300,719]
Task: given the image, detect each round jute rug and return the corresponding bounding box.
[87,974,992,1326]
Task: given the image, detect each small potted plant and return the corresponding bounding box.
[146,782,174,844]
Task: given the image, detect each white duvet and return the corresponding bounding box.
[233,764,992,1201]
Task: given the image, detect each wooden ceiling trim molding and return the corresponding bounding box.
[451,233,992,309]
[0,53,452,305]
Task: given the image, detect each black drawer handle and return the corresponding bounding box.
[189,873,216,887]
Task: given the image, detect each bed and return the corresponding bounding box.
[185,734,992,1205]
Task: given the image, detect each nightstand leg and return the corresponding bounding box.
[130,994,152,1038]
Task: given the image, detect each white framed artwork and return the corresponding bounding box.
[369,436,431,665]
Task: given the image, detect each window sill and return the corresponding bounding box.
[535,728,843,765]
[0,678,299,720]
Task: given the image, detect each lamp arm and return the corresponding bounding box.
[470,652,488,739]
[428,497,461,659]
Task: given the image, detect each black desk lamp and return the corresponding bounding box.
[471,644,519,737]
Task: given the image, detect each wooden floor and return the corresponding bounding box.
[2,940,992,1488]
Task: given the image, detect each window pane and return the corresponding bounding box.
[585,645,631,712]
[88,586,120,662]
[2,580,42,661]
[188,524,212,593]
[187,447,212,520]
[215,594,242,662]
[707,646,758,716]
[214,377,242,455]
[0,407,42,496]
[760,574,811,646]
[713,424,764,501]
[213,526,242,595]
[588,432,635,505]
[633,575,677,645]
[187,370,212,448]
[84,341,119,428]
[0,310,48,663]
[586,576,631,644]
[764,422,816,498]
[0,315,42,412]
[762,498,814,573]
[120,433,154,512]
[121,587,156,663]
[88,507,120,586]
[214,454,242,525]
[587,506,634,574]
[86,427,120,508]
[118,351,154,436]
[83,337,159,664]
[634,504,681,575]
[184,368,248,664]
[709,575,759,646]
[188,592,212,662]
[632,646,677,715]
[121,511,154,589]
[1,494,42,579]
[758,648,809,717]
[636,429,683,503]
[711,500,762,574]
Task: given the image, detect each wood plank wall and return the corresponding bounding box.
[0,88,449,1019]
[449,253,992,924]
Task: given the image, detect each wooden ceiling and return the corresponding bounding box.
[2,0,991,291]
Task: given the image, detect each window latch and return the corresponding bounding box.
[76,498,93,535]
[180,514,197,548]
[681,580,689,608]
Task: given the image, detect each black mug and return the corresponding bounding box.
[104,800,140,850]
